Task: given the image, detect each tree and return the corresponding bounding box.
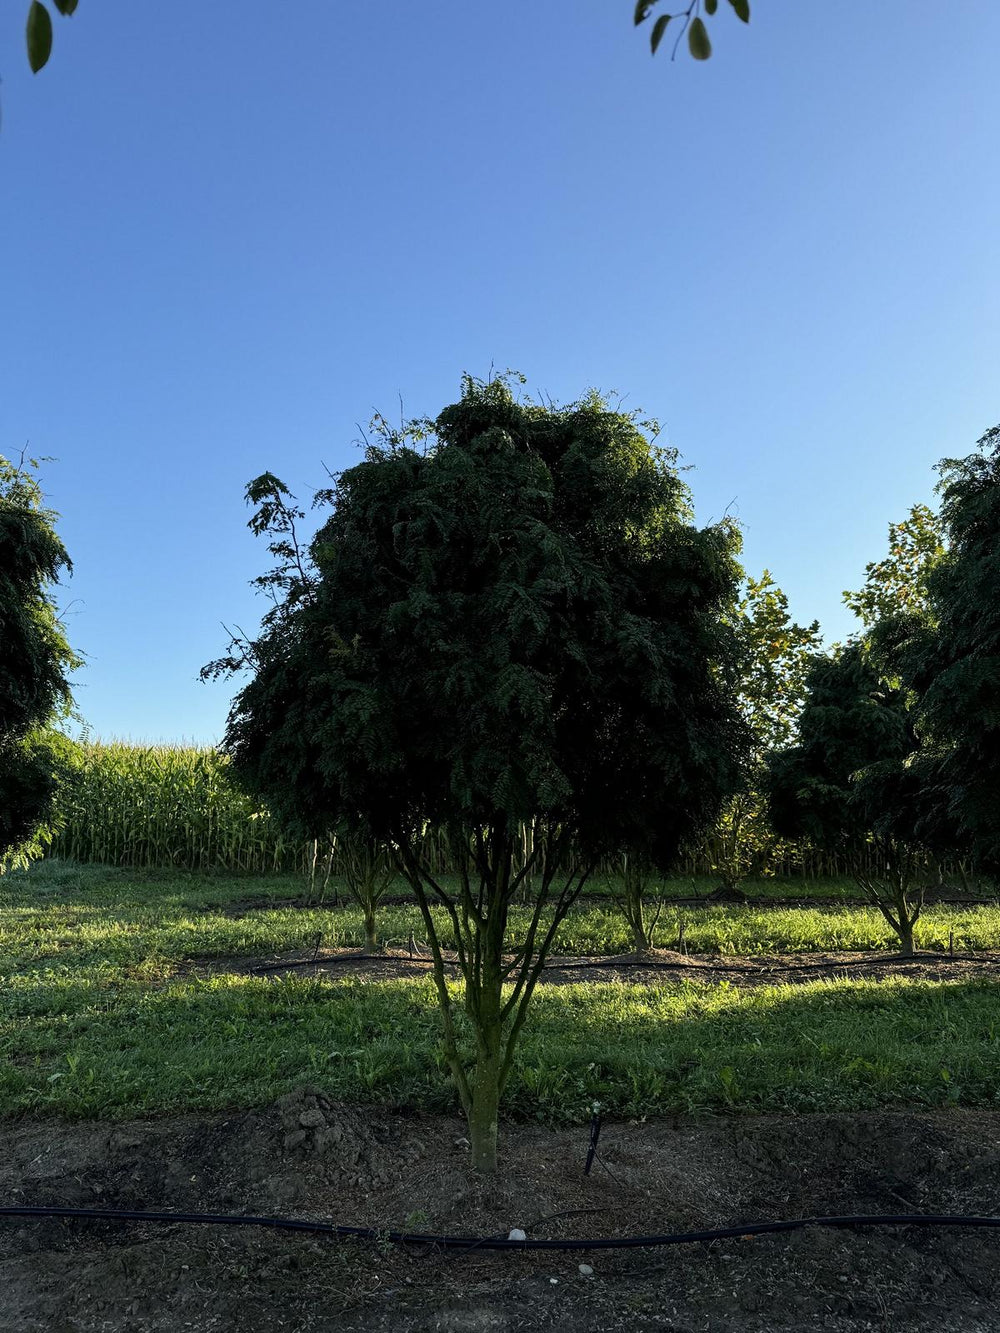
[713,571,821,883]
[0,453,80,864]
[207,375,750,1172]
[766,642,929,955]
[339,834,393,953]
[881,425,1000,877]
[843,503,946,630]
[607,852,664,954]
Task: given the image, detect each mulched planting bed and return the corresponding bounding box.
[190,944,1000,991]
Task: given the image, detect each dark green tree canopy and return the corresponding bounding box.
[843,503,946,631]
[765,642,917,854]
[211,377,750,870]
[880,425,1000,872]
[0,453,80,857]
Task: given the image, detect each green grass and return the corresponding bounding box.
[4,968,1000,1121]
[3,863,1000,979]
[4,863,1000,1125]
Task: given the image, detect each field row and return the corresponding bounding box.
[3,876,1000,976]
[5,863,999,1128]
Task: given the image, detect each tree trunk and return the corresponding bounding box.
[364,911,378,954]
[468,1047,502,1173]
[897,915,915,957]
[468,964,503,1173]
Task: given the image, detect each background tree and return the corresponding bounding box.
[207,375,750,1172]
[339,834,393,953]
[0,453,80,865]
[843,503,946,630]
[607,852,663,954]
[709,571,821,884]
[766,642,929,955]
[880,425,1000,878]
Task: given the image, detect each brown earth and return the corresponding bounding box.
[4,1097,1000,1332]
[189,944,1000,991]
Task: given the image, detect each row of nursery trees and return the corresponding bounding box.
[3,382,999,1169]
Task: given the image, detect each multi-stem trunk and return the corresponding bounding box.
[397,826,589,1174]
[854,844,922,958]
[614,854,658,955]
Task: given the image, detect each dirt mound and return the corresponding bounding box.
[3,1102,1000,1331]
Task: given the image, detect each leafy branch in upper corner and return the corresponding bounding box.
[25,1,77,74]
[635,0,750,63]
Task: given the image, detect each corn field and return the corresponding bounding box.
[31,741,922,882]
[46,743,307,873]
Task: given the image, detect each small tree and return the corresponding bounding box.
[766,642,929,955]
[0,454,80,866]
[207,376,749,1172]
[339,834,393,953]
[608,853,662,954]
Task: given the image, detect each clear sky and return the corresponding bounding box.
[2,1,997,744]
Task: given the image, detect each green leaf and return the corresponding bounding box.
[688,16,712,60]
[727,0,750,21]
[705,0,718,14]
[650,14,670,54]
[634,1,656,25]
[53,0,78,14]
[26,1,53,73]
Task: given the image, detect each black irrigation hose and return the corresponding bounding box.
[4,1204,1000,1251]
[548,951,1000,975]
[248,950,1000,978]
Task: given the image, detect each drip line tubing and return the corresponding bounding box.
[5,1205,1000,1252]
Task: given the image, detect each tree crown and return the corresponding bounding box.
[212,377,751,870]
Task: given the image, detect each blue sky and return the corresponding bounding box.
[2,1,997,744]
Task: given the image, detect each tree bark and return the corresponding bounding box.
[468,1012,502,1173]
[897,915,915,957]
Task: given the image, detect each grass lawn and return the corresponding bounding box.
[4,968,1000,1122]
[1,862,1000,1125]
[3,862,1000,976]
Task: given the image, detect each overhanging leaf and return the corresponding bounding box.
[727,0,750,21]
[52,0,78,14]
[26,1,54,73]
[650,14,670,54]
[688,16,712,60]
[705,0,718,14]
[634,1,656,25]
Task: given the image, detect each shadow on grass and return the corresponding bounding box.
[3,969,999,1125]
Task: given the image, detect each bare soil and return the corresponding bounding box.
[192,944,1000,991]
[4,1098,1000,1331]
